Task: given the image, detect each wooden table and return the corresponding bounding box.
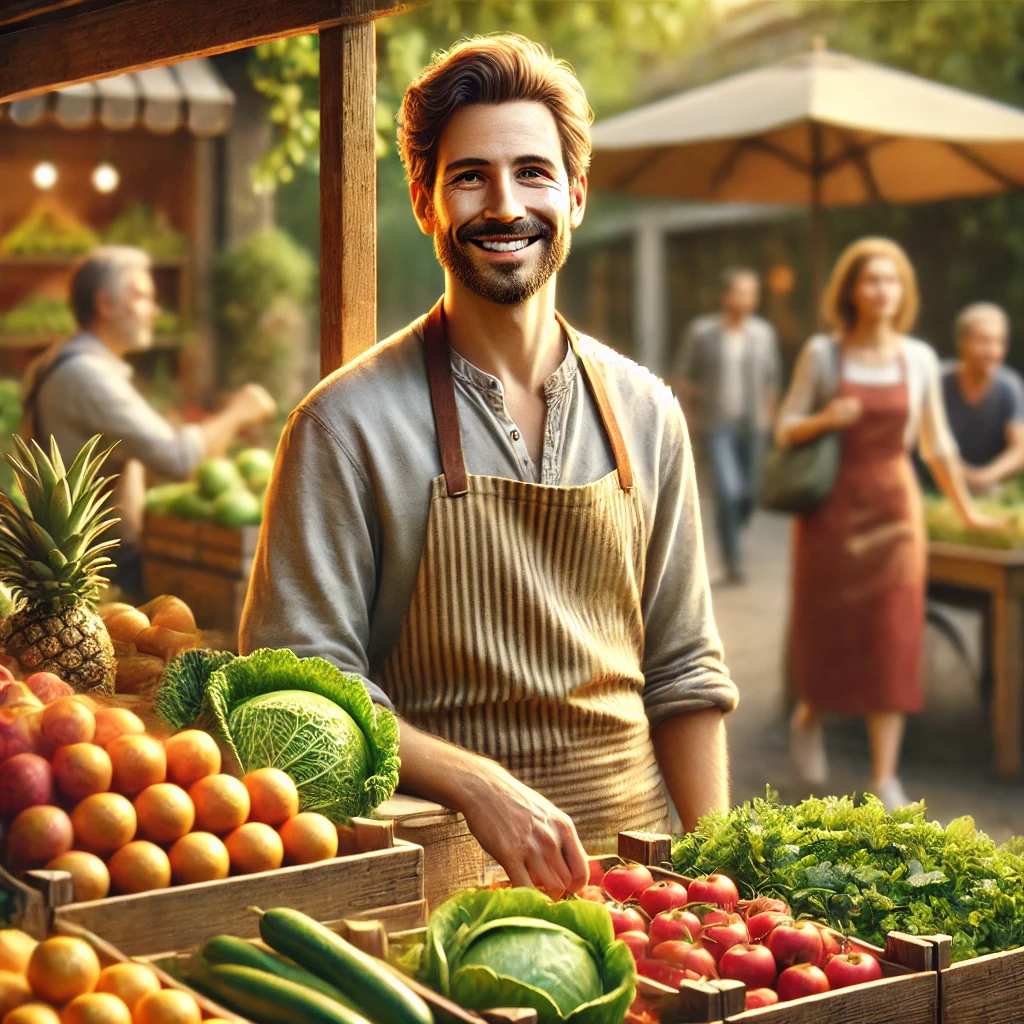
[927,541,1024,778]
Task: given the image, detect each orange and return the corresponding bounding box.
[163,732,220,790]
[167,832,229,885]
[41,698,96,749]
[95,965,160,1015]
[106,735,165,796]
[133,784,194,845]
[52,744,113,804]
[103,611,149,646]
[278,812,339,866]
[0,930,37,974]
[132,991,201,1024]
[188,775,249,835]
[224,822,283,875]
[107,841,171,895]
[60,994,130,1024]
[3,1003,62,1024]
[45,852,110,902]
[0,974,31,1019]
[26,936,101,1004]
[70,793,136,855]
[242,768,298,827]
[92,709,145,751]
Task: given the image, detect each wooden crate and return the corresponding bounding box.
[141,555,248,639]
[377,794,490,911]
[2,818,425,956]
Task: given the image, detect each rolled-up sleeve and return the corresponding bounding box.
[239,408,393,708]
[641,398,738,728]
[65,361,204,479]
[775,337,826,447]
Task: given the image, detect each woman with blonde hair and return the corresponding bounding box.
[778,237,998,809]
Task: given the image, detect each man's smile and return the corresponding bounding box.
[468,235,542,253]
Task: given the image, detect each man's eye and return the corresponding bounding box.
[519,169,544,180]
[455,171,483,183]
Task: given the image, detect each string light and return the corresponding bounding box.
[31,162,58,189]
[91,161,120,194]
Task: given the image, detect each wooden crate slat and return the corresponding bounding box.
[938,946,1024,1024]
[142,555,248,637]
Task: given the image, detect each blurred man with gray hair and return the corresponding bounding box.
[941,302,1024,492]
[22,245,275,594]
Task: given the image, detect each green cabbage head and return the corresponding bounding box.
[158,648,400,822]
[415,888,635,1024]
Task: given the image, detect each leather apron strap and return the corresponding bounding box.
[421,299,634,496]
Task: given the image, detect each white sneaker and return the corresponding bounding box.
[875,777,912,812]
[789,709,828,786]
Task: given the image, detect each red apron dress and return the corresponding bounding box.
[790,353,925,715]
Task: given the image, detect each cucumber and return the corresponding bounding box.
[258,908,434,1024]
[197,935,362,1011]
[194,964,373,1024]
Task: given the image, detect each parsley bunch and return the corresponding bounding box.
[671,790,1024,961]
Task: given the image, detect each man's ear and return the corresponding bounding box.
[93,288,113,323]
[569,172,588,229]
[410,180,436,236]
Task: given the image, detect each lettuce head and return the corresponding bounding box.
[157,647,400,822]
[414,888,635,1024]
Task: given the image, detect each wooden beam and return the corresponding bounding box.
[0,0,95,31]
[0,0,406,103]
[319,20,377,376]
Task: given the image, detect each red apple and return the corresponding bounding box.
[700,912,749,964]
[651,940,718,979]
[636,958,694,989]
[777,963,830,1001]
[719,943,778,990]
[819,928,846,965]
[0,707,45,760]
[746,911,790,943]
[588,857,605,886]
[0,665,14,683]
[639,879,688,918]
[603,862,654,903]
[703,909,730,927]
[0,752,53,817]
[23,673,74,705]
[768,920,824,970]
[617,930,649,962]
[578,885,605,903]
[825,951,883,990]
[745,988,780,1009]
[649,908,702,947]
[687,873,740,911]
[744,896,789,918]
[607,903,647,935]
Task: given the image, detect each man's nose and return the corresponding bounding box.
[483,171,526,222]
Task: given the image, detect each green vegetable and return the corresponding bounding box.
[414,888,635,1024]
[198,458,245,500]
[104,202,186,258]
[0,296,76,339]
[170,490,215,520]
[188,963,373,1024]
[258,907,433,1024]
[196,935,360,1010]
[236,447,275,486]
[0,204,99,255]
[159,647,399,821]
[213,488,262,526]
[672,788,1024,962]
[155,648,236,731]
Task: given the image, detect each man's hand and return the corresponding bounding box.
[460,760,589,898]
[396,719,589,898]
[227,383,277,427]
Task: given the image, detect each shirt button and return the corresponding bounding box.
[511,429,521,442]
[490,380,499,390]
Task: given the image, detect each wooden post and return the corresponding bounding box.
[319,20,377,377]
[618,831,673,867]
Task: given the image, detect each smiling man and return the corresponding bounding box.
[241,35,737,893]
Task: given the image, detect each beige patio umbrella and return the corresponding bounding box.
[590,42,1024,299]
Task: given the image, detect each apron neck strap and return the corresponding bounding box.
[422,299,634,496]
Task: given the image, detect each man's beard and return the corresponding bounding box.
[113,309,153,352]
[435,216,571,306]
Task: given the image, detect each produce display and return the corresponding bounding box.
[0,929,205,1024]
[0,681,343,898]
[145,451,274,528]
[0,298,75,341]
[0,437,119,694]
[925,493,1024,549]
[0,204,100,257]
[671,789,1024,962]
[154,648,401,823]
[103,205,186,260]
[179,907,434,1024]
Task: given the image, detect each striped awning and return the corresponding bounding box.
[0,58,234,136]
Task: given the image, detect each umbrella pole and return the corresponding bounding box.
[810,121,825,329]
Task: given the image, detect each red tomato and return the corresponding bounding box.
[745,988,780,1009]
[718,942,778,990]
[638,880,689,918]
[767,920,824,970]
[603,862,654,903]
[649,908,702,947]
[608,903,647,935]
[824,951,883,990]
[687,873,740,911]
[700,912,750,964]
[650,939,718,980]
[777,963,830,1001]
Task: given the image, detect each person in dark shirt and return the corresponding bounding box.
[942,303,1024,492]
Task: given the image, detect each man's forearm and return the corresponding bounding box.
[977,442,1024,487]
[652,708,729,833]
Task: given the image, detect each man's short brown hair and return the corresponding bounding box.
[397,33,593,191]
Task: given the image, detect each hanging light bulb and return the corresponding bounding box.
[91,161,120,194]
[32,161,58,190]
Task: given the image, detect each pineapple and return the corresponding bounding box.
[0,435,119,693]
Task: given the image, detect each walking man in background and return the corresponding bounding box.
[942,302,1024,492]
[675,268,781,583]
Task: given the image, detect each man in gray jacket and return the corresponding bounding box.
[675,268,781,583]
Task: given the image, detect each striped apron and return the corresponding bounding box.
[376,301,669,852]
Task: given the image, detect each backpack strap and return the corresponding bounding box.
[21,345,84,442]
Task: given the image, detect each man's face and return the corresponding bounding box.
[411,100,586,305]
[960,312,1009,379]
[722,274,760,319]
[98,267,157,352]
